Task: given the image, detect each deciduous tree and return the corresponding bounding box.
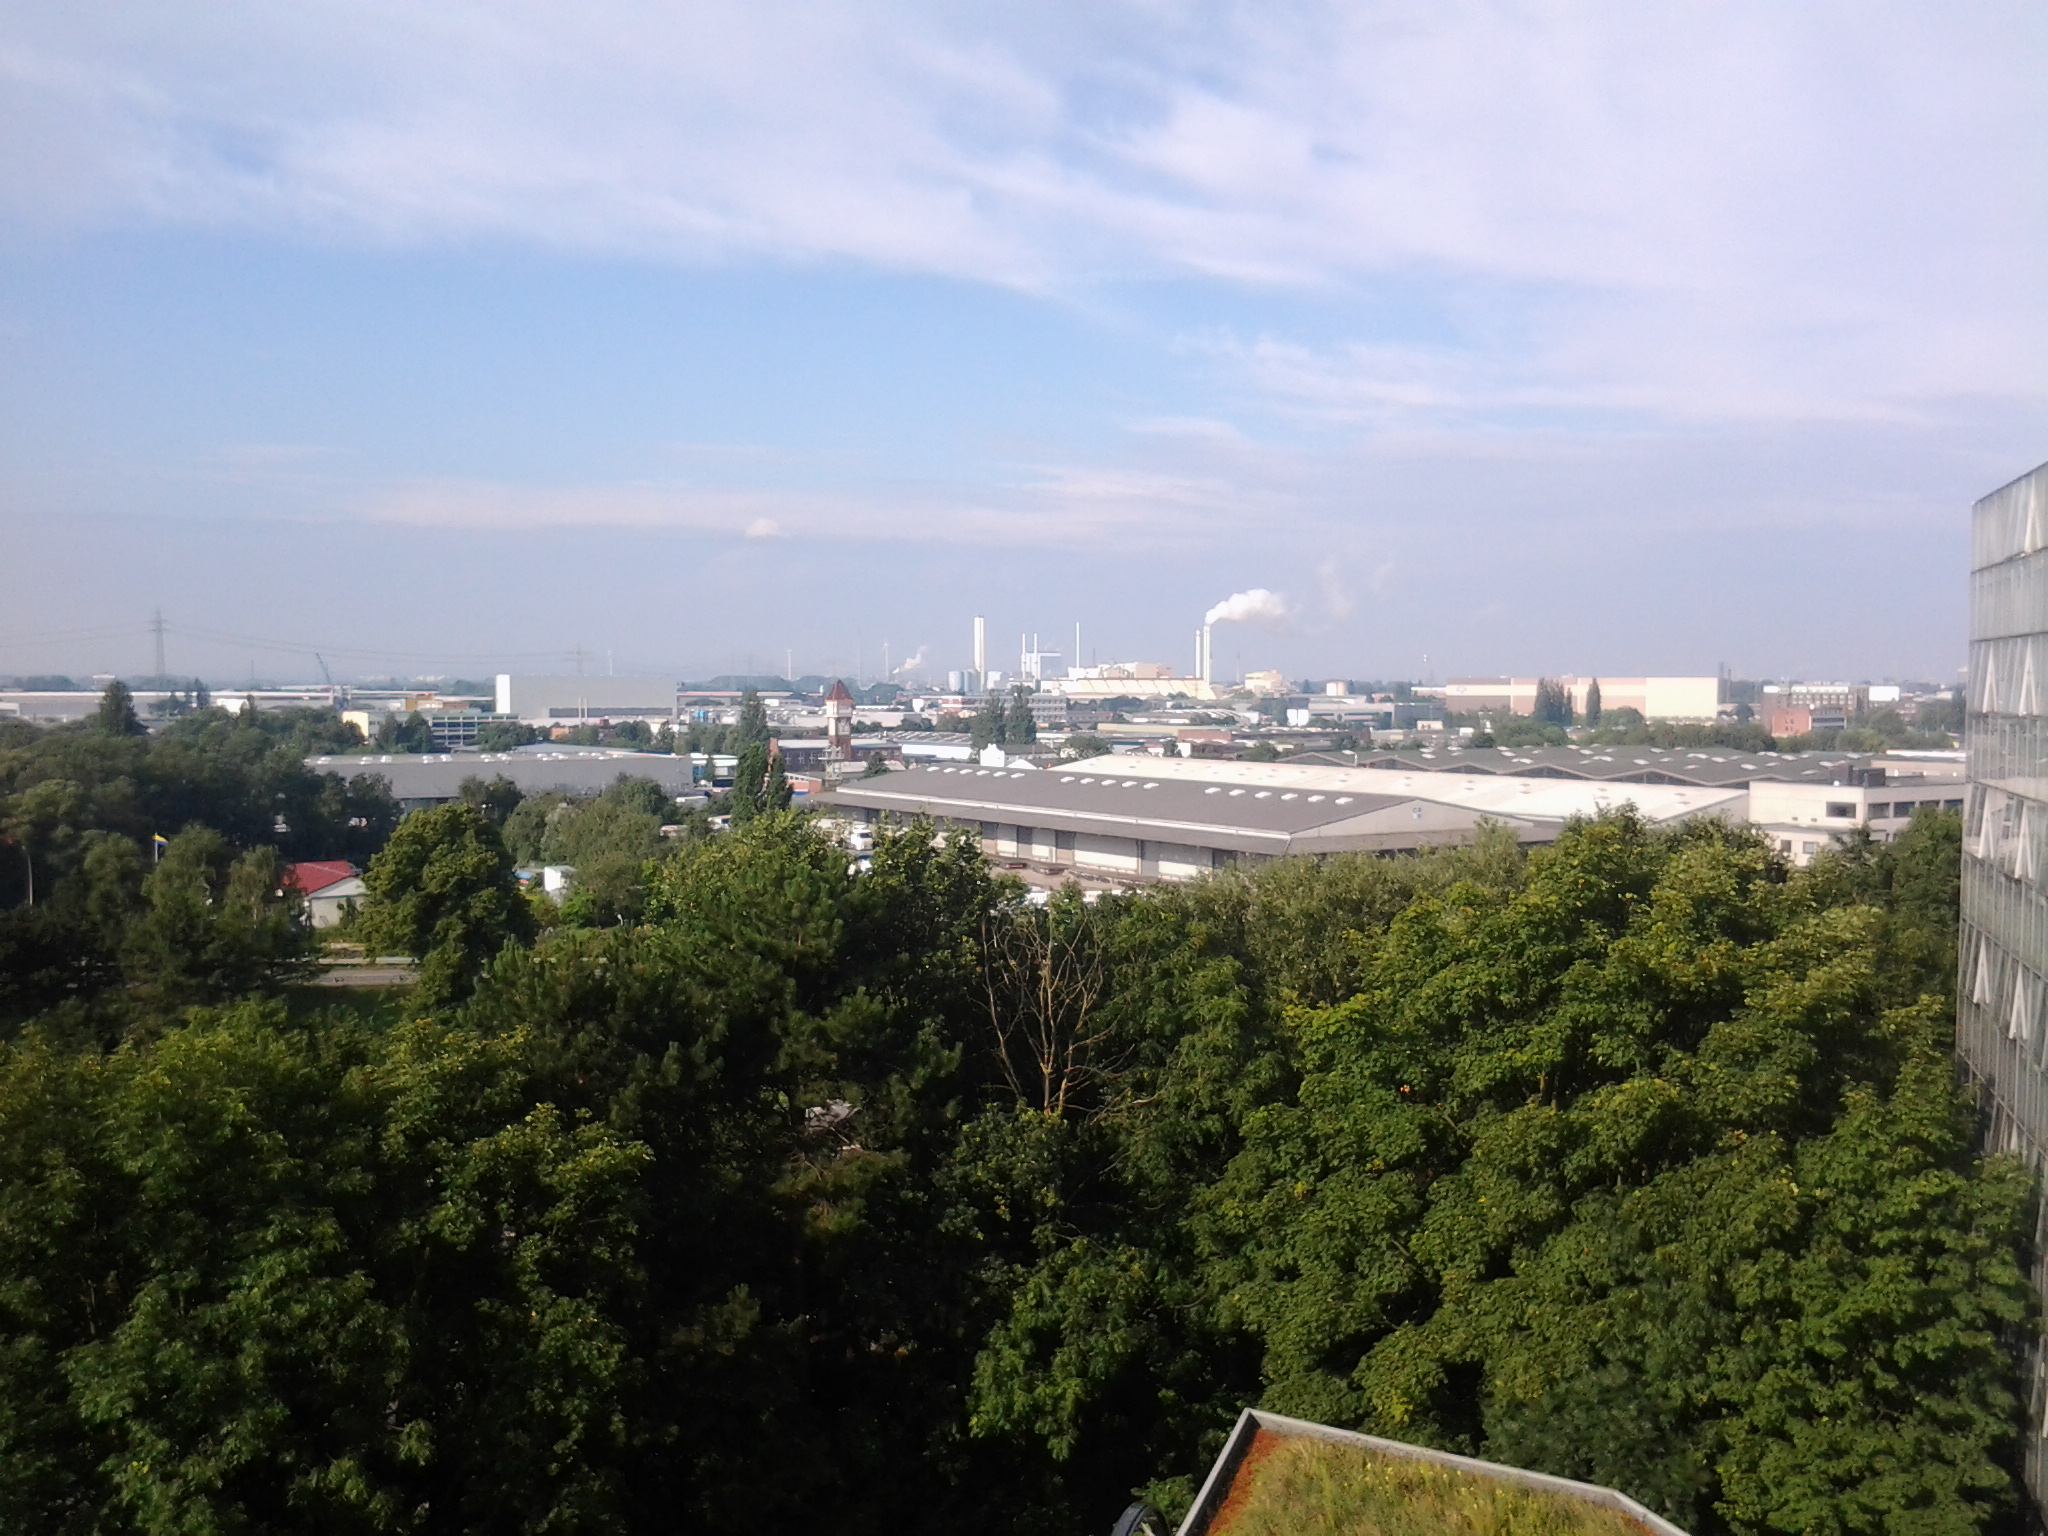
[357,802,532,1004]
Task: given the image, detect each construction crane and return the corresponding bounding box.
[314,653,345,707]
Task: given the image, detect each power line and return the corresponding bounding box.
[0,623,149,649]
[0,618,701,679]
[165,624,572,665]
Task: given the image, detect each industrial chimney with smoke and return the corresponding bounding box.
[1199,589,1288,689]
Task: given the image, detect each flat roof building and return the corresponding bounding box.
[1749,776,1965,867]
[1316,742,1964,789]
[307,749,698,809]
[824,755,1747,891]
[494,674,676,724]
[825,762,1543,885]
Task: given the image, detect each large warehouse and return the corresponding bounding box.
[306,748,698,810]
[494,674,677,723]
[823,757,1743,885]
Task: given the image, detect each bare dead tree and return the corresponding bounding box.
[979,900,1119,1118]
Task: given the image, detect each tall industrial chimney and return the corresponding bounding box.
[973,615,986,678]
[1201,624,1213,686]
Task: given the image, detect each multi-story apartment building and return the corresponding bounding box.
[1959,456,2048,1505]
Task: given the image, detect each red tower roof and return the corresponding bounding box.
[824,679,855,703]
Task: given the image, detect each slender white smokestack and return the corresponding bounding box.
[1194,630,1203,680]
[1202,624,1213,685]
[973,615,985,675]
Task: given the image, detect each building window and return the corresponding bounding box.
[1868,803,1891,819]
[1801,841,1818,856]
[1824,802,1856,819]
[1779,840,1792,854]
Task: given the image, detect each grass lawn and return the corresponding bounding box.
[1206,1430,1654,1536]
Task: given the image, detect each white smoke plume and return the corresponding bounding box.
[1204,588,1292,627]
[893,645,927,675]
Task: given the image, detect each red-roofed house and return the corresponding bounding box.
[284,861,367,928]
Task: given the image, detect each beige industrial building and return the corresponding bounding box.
[1440,676,1721,721]
[1054,676,1227,702]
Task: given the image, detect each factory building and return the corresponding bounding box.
[825,763,1540,881]
[1333,741,1965,790]
[825,756,1745,889]
[494,674,676,724]
[1055,677,1226,702]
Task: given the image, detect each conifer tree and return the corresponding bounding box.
[1533,677,1574,728]
[970,691,1005,751]
[1004,685,1038,746]
[735,688,770,747]
[1584,677,1602,726]
[729,742,768,823]
[93,680,144,736]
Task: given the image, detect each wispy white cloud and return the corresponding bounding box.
[357,460,1269,549]
[6,3,2044,433]
[5,0,2046,639]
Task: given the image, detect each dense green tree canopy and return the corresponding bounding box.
[0,708,397,1022]
[0,796,2022,1536]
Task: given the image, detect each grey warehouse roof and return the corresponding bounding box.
[825,762,1538,856]
[307,750,697,802]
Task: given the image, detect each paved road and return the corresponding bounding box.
[313,957,418,988]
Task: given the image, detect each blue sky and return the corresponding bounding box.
[3,1,2046,686]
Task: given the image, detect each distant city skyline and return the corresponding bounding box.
[4,3,2045,683]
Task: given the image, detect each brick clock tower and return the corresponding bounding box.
[823,679,855,762]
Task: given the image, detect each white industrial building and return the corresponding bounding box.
[1748,768,1965,866]
[494,674,676,724]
